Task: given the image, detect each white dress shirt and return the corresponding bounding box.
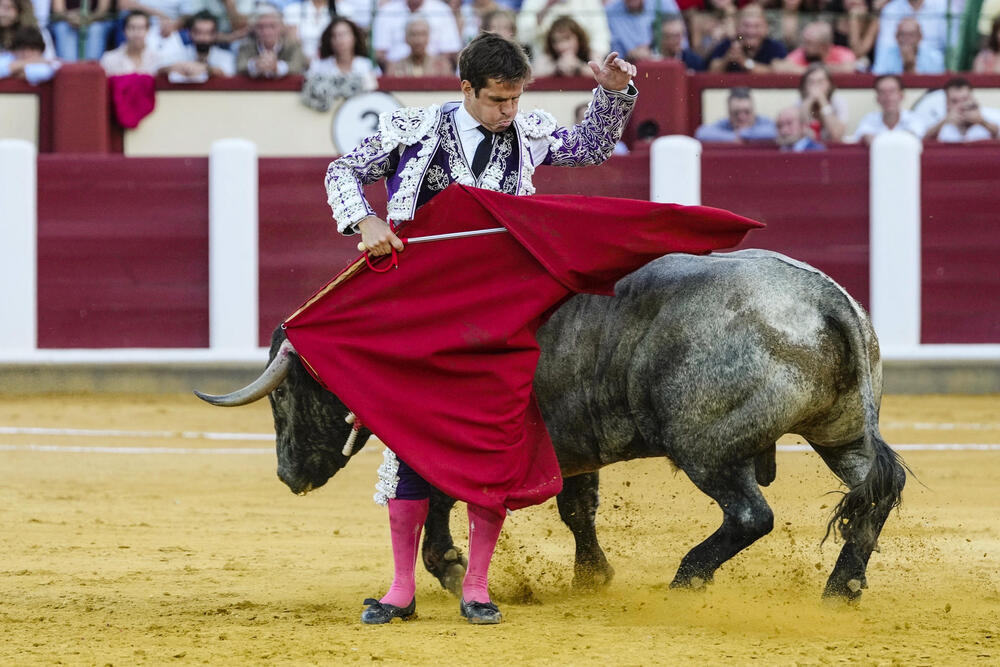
[454,102,552,170]
[850,109,926,142]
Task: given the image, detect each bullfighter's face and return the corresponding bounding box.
[461,77,523,134]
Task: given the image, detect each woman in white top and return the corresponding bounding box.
[282,0,332,62]
[305,16,379,89]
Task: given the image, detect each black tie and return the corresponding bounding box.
[471,125,494,179]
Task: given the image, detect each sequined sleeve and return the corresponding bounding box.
[545,85,637,167]
[324,133,401,234]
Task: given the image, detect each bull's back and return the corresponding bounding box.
[536,250,875,473]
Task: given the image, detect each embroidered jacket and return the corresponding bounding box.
[325,84,638,233]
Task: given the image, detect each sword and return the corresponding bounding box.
[356,227,507,252]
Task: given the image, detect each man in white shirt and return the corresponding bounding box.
[158,10,236,81]
[371,0,461,68]
[851,74,926,144]
[924,77,1000,143]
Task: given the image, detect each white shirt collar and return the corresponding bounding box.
[455,102,483,133]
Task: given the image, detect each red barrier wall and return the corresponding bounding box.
[921,144,1000,344]
[702,147,871,309]
[37,156,209,348]
[33,151,1000,348]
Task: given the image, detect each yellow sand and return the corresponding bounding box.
[0,394,997,665]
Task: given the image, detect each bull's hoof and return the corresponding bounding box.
[669,573,712,591]
[821,577,864,603]
[572,561,615,590]
[441,561,466,598]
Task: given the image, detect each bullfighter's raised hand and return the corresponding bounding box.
[589,52,637,92]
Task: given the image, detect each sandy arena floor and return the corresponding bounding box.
[1,393,997,665]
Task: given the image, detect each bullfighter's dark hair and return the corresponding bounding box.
[318,17,367,60]
[459,31,531,95]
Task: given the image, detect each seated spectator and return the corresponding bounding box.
[336,0,375,31]
[302,17,378,109]
[307,17,378,86]
[924,77,1000,143]
[518,0,611,59]
[457,0,504,44]
[117,0,189,54]
[873,0,949,75]
[480,8,516,41]
[842,0,880,71]
[99,10,159,74]
[683,0,740,60]
[182,0,254,46]
[0,0,54,57]
[0,25,58,83]
[236,4,306,78]
[605,0,681,63]
[694,87,777,143]
[371,0,462,70]
[655,13,705,70]
[532,15,594,77]
[775,106,825,151]
[797,63,847,143]
[972,15,1000,74]
[849,74,925,144]
[707,4,787,73]
[282,0,333,63]
[158,10,235,81]
[775,20,856,73]
[872,16,944,74]
[977,0,1000,50]
[575,101,629,154]
[48,0,112,61]
[384,16,453,76]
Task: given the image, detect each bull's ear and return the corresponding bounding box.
[194,340,296,406]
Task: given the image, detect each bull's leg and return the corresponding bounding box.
[810,436,906,602]
[420,488,466,597]
[670,462,774,589]
[557,472,615,589]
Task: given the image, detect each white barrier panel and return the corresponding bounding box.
[209,139,259,351]
[649,135,701,206]
[0,139,37,351]
[870,132,922,348]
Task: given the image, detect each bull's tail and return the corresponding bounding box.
[824,432,906,553]
[821,283,907,553]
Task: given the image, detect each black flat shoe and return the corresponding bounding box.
[361,597,416,624]
[459,599,502,625]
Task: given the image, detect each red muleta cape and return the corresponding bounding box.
[283,184,763,514]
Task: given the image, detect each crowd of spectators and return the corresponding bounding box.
[2,0,999,142]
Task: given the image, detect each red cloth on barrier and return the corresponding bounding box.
[283,184,763,513]
[108,74,155,129]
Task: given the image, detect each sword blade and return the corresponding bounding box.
[404,228,508,244]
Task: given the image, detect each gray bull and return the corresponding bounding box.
[196,249,906,601]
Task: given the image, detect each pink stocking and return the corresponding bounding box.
[462,503,504,604]
[379,498,429,607]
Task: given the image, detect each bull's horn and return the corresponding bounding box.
[193,339,296,406]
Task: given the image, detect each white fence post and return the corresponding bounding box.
[870,132,922,350]
[0,139,37,351]
[209,138,259,351]
[650,135,701,206]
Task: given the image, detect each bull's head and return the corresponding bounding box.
[194,327,367,495]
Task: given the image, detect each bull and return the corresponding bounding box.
[196,249,906,601]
